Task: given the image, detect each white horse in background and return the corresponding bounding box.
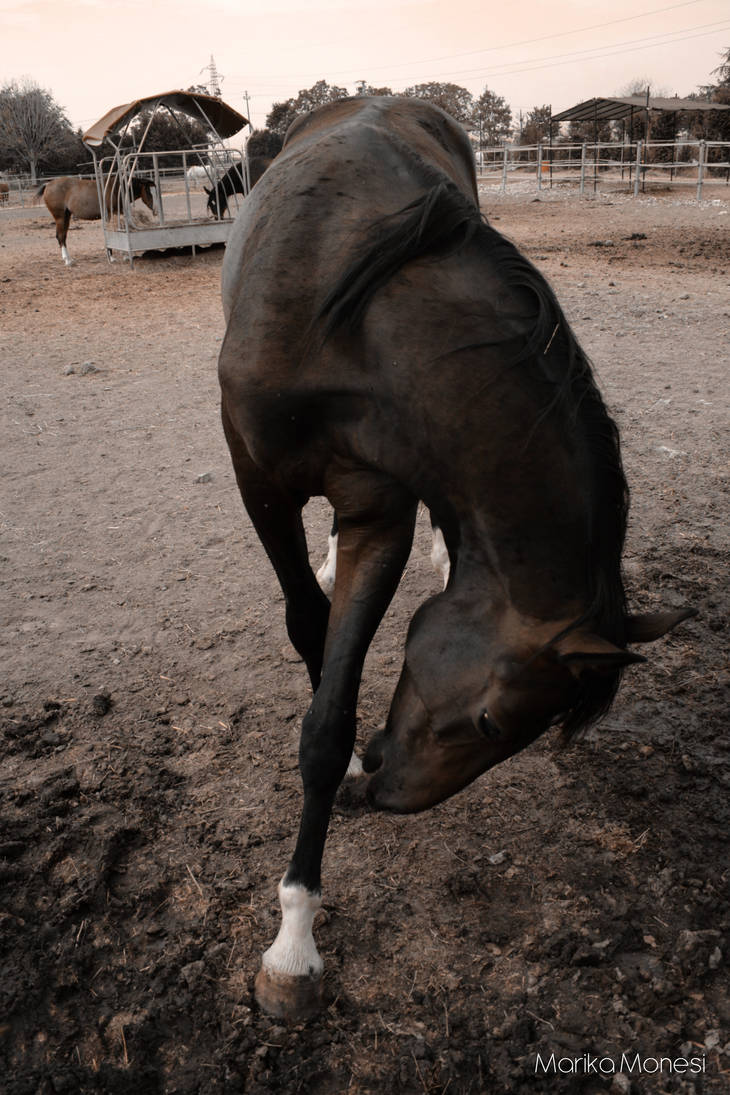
[186,165,215,186]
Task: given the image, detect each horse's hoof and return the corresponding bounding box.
[254,965,323,1022]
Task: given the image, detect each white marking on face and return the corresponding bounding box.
[261,880,324,978]
[430,524,450,588]
[316,532,337,597]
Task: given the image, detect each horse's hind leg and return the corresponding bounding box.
[430,516,450,588]
[57,209,72,266]
[222,410,330,688]
[315,512,338,596]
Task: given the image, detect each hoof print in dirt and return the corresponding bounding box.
[3,701,71,756]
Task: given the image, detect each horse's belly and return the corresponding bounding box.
[70,185,101,220]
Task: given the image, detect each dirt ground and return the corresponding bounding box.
[1,181,728,1095]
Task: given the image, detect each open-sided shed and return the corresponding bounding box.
[552,94,730,139]
[82,91,249,264]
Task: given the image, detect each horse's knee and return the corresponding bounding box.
[299,703,355,792]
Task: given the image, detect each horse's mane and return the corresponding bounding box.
[316,173,630,739]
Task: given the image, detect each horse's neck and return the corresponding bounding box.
[447,514,590,625]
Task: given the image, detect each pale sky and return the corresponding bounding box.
[2,0,728,135]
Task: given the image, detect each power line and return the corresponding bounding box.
[430,19,730,82]
[225,0,713,82]
[229,20,730,98]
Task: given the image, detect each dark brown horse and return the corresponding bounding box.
[205,156,271,217]
[218,96,693,1020]
[37,175,155,265]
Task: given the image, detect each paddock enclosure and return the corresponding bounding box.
[1,188,728,1093]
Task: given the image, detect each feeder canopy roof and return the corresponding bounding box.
[552,95,730,123]
[83,91,248,148]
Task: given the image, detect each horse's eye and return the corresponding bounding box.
[479,711,501,740]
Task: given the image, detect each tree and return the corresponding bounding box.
[266,80,349,137]
[472,87,512,147]
[354,81,393,97]
[266,100,300,138]
[613,79,677,142]
[708,45,730,140]
[712,44,730,85]
[247,128,283,159]
[0,78,74,182]
[518,105,553,145]
[693,46,730,142]
[567,118,613,144]
[401,82,474,125]
[42,126,88,175]
[128,108,213,168]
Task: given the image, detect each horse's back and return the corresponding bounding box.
[219,96,485,489]
[221,97,477,325]
[282,96,476,192]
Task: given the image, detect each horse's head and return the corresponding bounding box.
[363,594,693,813]
[128,176,155,213]
[139,179,155,213]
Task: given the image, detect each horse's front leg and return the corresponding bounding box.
[255,482,417,1020]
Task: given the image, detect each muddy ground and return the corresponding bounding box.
[1,181,728,1094]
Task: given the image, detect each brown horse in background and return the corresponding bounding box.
[218,95,694,1020]
[37,175,155,265]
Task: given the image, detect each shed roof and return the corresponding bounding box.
[552,95,730,123]
[83,91,248,147]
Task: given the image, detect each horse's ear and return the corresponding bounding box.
[204,186,211,195]
[624,607,696,643]
[554,633,645,679]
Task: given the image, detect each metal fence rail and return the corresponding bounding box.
[4,138,728,211]
[0,157,245,211]
[476,139,730,200]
